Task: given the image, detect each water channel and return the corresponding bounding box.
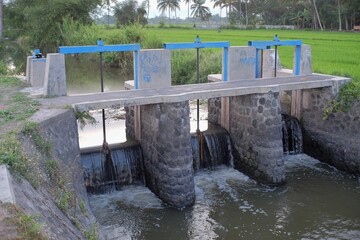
[68,57,360,240]
[90,155,360,240]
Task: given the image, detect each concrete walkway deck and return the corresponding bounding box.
[40,74,350,112]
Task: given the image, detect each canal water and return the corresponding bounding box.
[89,155,360,240]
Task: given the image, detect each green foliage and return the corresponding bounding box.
[171,49,221,85]
[44,159,59,182]
[22,121,51,157]
[3,204,46,240]
[0,132,40,188]
[323,80,360,118]
[5,0,101,53]
[84,223,98,240]
[79,200,86,215]
[75,110,96,130]
[0,91,39,127]
[58,191,74,212]
[0,60,8,75]
[114,0,147,27]
[0,76,23,87]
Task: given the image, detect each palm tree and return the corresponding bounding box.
[157,0,180,20]
[145,0,150,20]
[191,0,210,20]
[211,0,226,18]
[183,0,191,19]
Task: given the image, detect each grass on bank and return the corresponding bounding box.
[0,76,94,239]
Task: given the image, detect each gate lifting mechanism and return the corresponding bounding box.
[163,36,230,132]
[248,35,302,78]
[58,40,141,146]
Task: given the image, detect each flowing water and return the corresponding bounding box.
[89,154,360,240]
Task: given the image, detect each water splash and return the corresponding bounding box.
[192,126,234,172]
[81,142,144,194]
[282,114,303,154]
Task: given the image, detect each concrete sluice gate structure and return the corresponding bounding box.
[30,41,355,209]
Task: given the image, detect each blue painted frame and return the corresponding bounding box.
[248,39,302,77]
[163,37,230,82]
[58,40,141,89]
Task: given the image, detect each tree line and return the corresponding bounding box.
[0,0,359,53]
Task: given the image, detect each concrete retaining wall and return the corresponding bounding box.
[0,109,103,239]
[301,86,360,174]
[140,101,195,208]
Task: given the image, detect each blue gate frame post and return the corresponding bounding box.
[248,38,302,78]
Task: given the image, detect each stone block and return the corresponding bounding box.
[0,165,16,204]
[25,56,32,83]
[294,44,312,75]
[260,49,281,78]
[225,46,256,80]
[30,58,46,87]
[44,53,67,97]
[136,49,171,89]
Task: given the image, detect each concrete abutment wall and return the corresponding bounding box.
[300,83,360,174]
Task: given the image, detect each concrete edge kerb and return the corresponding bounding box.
[0,164,16,204]
[73,85,281,112]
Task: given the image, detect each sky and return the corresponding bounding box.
[145,0,221,19]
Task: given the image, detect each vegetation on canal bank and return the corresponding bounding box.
[0,76,97,239]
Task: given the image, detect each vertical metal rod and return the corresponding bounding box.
[274,45,278,77]
[260,49,264,78]
[100,52,106,142]
[196,47,200,131]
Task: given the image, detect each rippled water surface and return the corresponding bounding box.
[89,154,360,240]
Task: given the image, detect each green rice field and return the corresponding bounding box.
[81,26,360,104]
[87,26,360,83]
[145,28,360,81]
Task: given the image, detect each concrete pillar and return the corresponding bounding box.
[225,46,256,81]
[25,56,32,83]
[260,49,281,78]
[126,49,172,141]
[229,92,285,184]
[137,49,171,89]
[44,53,67,97]
[294,44,312,75]
[27,57,46,87]
[140,101,195,208]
